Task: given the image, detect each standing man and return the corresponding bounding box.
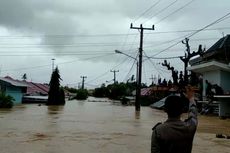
[151,86,198,153]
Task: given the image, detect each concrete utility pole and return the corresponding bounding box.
[150,75,155,85]
[130,23,154,112]
[110,70,119,84]
[51,58,55,72]
[81,76,87,89]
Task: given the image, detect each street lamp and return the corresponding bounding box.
[115,50,140,112]
[115,50,137,60]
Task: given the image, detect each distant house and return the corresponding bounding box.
[23,81,49,96]
[0,76,27,104]
[0,76,50,104]
[188,35,230,95]
[22,81,49,103]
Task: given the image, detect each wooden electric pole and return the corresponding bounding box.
[81,76,87,89]
[110,70,119,84]
[130,23,154,112]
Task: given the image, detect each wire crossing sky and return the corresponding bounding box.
[0,0,230,88]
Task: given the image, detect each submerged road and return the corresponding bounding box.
[0,97,229,153]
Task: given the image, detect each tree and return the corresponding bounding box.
[76,89,88,100]
[180,38,204,84]
[47,67,65,105]
[93,84,108,97]
[162,60,178,85]
[0,92,14,108]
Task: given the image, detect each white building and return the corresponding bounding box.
[188,35,230,117]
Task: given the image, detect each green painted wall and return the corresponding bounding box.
[5,86,23,104]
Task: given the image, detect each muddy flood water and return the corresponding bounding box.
[0,97,229,153]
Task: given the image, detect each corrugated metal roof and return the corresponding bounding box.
[189,35,230,66]
[25,82,48,95]
[207,35,230,52]
[33,83,49,93]
[150,97,166,109]
[141,88,152,96]
[0,77,28,87]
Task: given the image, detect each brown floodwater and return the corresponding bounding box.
[0,97,229,153]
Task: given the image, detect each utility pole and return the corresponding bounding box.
[130,23,154,112]
[81,76,87,89]
[150,75,154,85]
[110,70,119,84]
[51,58,55,72]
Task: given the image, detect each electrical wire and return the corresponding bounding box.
[149,11,230,57]
[123,53,138,82]
[133,0,162,23]
[142,0,178,24]
[0,53,114,57]
[143,51,164,77]
[155,0,195,25]
[85,56,130,84]
[0,27,229,39]
[1,53,113,72]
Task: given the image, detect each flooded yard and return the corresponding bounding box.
[0,98,229,153]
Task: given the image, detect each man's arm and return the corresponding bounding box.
[151,128,160,153]
[187,97,198,126]
[185,87,198,127]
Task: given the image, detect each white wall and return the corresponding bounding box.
[220,70,230,93]
[203,70,221,96]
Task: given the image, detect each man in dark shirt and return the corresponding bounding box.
[151,87,198,153]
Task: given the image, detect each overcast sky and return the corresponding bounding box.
[0,0,230,88]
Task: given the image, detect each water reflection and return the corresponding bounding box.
[135,111,140,119]
[47,105,64,115]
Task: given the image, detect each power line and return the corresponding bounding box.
[144,37,220,49]
[133,0,162,23]
[0,43,139,48]
[85,56,131,84]
[149,11,230,57]
[1,54,113,72]
[0,36,222,51]
[143,0,195,44]
[144,55,183,59]
[144,27,230,35]
[0,27,229,39]
[145,55,164,77]
[0,53,114,56]
[123,53,138,82]
[188,12,230,38]
[142,0,178,24]
[155,0,195,25]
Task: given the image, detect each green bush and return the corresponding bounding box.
[0,92,14,108]
[76,89,88,100]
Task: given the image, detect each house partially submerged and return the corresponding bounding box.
[188,35,230,95]
[22,81,49,103]
[0,76,27,104]
[0,76,50,104]
[188,35,230,117]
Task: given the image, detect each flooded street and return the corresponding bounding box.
[0,98,229,153]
